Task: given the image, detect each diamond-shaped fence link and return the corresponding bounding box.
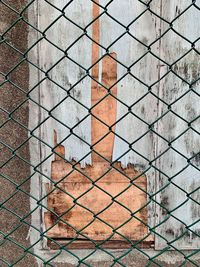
[1,0,200,266]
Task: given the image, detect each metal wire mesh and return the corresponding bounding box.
[1,0,200,266]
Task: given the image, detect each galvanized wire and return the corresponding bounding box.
[1,0,200,266]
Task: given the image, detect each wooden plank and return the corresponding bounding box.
[45,178,147,240]
[155,1,200,249]
[38,0,93,170]
[45,2,149,244]
[48,239,154,250]
[51,160,145,184]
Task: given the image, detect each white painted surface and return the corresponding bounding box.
[99,0,161,229]
[38,0,93,169]
[155,0,200,249]
[99,0,200,248]
[99,0,160,168]
[28,0,200,253]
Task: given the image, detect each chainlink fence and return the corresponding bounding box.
[1,0,200,266]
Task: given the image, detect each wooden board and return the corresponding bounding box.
[39,1,200,249]
[48,239,154,250]
[45,162,147,241]
[44,2,149,244]
[155,0,200,249]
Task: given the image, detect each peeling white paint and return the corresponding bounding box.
[38,0,93,169]
[99,0,160,168]
[155,0,200,249]
[28,1,200,264]
[99,0,161,229]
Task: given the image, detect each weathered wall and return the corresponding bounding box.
[1,0,200,266]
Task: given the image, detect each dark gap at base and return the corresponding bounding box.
[48,239,154,250]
